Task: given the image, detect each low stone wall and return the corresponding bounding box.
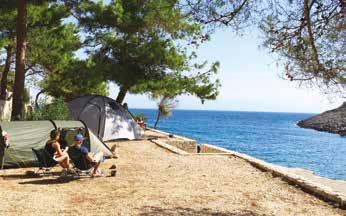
[147,128,196,153]
[150,139,189,155]
[199,144,346,209]
[164,139,196,153]
[199,144,227,153]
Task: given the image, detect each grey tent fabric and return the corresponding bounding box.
[0,120,112,168]
[68,95,143,141]
[54,120,85,128]
[1,121,54,167]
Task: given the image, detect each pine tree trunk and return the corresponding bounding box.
[154,111,161,129]
[0,45,13,100]
[11,0,27,120]
[115,85,128,104]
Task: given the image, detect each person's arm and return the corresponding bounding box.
[85,153,95,162]
[80,147,95,162]
[52,141,64,156]
[63,146,69,153]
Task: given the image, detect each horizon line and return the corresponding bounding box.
[129,107,318,115]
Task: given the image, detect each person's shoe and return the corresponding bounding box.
[109,164,117,170]
[60,169,68,178]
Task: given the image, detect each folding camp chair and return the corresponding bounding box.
[68,151,96,177]
[32,148,57,175]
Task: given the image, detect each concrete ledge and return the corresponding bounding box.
[200,144,346,208]
[150,139,189,155]
[148,128,195,141]
[147,128,197,153]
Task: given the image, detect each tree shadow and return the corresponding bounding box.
[139,206,262,216]
[18,176,78,185]
[0,171,61,180]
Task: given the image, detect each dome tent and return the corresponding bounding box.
[0,120,113,168]
[68,95,143,141]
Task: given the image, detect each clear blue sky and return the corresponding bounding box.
[106,28,342,113]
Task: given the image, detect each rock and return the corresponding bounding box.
[297,102,346,136]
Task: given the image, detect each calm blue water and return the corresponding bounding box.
[131,109,346,180]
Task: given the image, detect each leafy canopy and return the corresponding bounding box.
[260,0,345,96]
[0,2,109,101]
[40,59,108,101]
[73,0,220,103]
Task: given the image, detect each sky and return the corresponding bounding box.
[107,28,343,113]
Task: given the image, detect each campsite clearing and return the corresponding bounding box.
[0,140,345,216]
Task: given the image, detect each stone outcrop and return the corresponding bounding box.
[297,102,346,136]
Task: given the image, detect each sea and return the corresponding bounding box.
[131,109,346,180]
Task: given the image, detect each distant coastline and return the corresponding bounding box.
[298,102,346,136]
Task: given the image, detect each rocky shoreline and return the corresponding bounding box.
[298,102,346,136]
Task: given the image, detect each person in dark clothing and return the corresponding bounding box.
[45,129,70,176]
[122,102,128,110]
[68,134,104,177]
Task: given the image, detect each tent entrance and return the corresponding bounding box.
[60,127,85,148]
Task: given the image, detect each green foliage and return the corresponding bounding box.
[259,0,345,95]
[0,3,79,72]
[1,0,221,107]
[76,0,220,103]
[40,60,108,101]
[26,23,80,74]
[27,97,72,120]
[0,2,84,100]
[131,61,221,104]
[0,6,16,48]
[0,66,14,91]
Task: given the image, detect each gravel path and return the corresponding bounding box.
[0,140,345,216]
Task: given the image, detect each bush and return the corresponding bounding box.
[27,97,72,120]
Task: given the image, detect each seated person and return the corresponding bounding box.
[122,102,128,110]
[68,134,104,177]
[136,117,146,129]
[45,129,70,176]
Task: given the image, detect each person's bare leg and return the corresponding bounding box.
[56,154,69,169]
[64,155,70,169]
[91,161,101,177]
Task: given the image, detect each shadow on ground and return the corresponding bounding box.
[139,206,262,216]
[18,176,78,185]
[0,171,61,180]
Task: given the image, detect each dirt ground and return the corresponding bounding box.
[0,140,345,216]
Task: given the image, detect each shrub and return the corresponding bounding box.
[27,97,72,120]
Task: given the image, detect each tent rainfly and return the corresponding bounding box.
[68,95,143,141]
[0,120,112,168]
